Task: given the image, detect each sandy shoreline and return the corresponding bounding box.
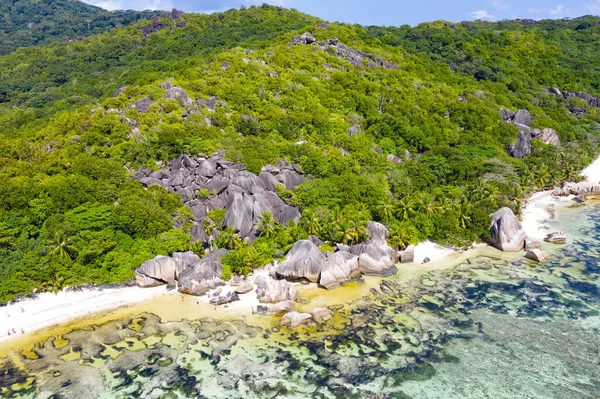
[2,154,599,347]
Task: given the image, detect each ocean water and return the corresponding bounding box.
[1,201,599,399]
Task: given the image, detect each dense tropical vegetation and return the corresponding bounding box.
[0,0,159,55]
[1,3,599,302]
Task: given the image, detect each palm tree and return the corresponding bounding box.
[535,164,551,189]
[300,209,321,236]
[217,227,243,250]
[376,201,395,221]
[418,193,438,219]
[456,201,473,229]
[349,220,367,245]
[255,212,279,238]
[334,220,354,245]
[388,222,414,250]
[395,198,416,221]
[45,232,76,260]
[203,218,218,250]
[439,197,456,213]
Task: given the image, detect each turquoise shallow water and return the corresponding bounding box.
[1,202,600,398]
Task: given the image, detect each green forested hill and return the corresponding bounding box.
[0,0,159,55]
[1,5,599,302]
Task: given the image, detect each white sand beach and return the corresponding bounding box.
[3,154,599,346]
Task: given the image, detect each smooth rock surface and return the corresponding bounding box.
[276,240,326,283]
[489,207,528,252]
[255,276,298,303]
[319,251,360,289]
[177,249,229,295]
[525,249,552,262]
[311,308,333,323]
[280,311,312,329]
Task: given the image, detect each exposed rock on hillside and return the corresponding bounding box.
[127,97,152,113]
[489,207,528,252]
[289,33,395,69]
[177,249,229,295]
[350,239,398,276]
[276,240,327,282]
[367,221,389,240]
[135,154,304,242]
[544,88,600,111]
[535,128,560,146]
[510,132,532,159]
[163,87,194,107]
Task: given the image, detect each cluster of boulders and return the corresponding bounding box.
[289,33,395,69]
[110,83,225,121]
[135,154,305,242]
[553,181,600,197]
[279,307,333,329]
[489,207,556,263]
[500,108,560,158]
[543,88,600,115]
[135,249,230,295]
[273,223,398,290]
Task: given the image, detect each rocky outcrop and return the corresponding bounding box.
[311,308,333,322]
[209,291,240,305]
[163,87,194,107]
[501,108,532,126]
[399,244,415,263]
[234,281,253,294]
[288,32,316,45]
[544,232,566,244]
[254,300,295,315]
[276,240,327,283]
[534,128,560,146]
[135,256,182,287]
[255,276,298,303]
[350,240,398,276]
[524,238,541,251]
[127,97,152,113]
[177,249,229,295]
[489,208,528,252]
[510,132,532,159]
[367,221,389,240]
[544,88,600,110]
[525,249,552,262]
[135,154,304,242]
[280,311,313,329]
[553,181,600,196]
[319,251,360,289]
[289,34,395,69]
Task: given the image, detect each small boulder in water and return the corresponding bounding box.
[525,249,552,262]
[280,311,312,329]
[311,308,333,323]
[544,232,566,244]
[524,238,541,251]
[400,244,415,263]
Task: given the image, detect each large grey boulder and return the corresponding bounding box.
[235,281,254,294]
[135,256,183,287]
[512,109,533,126]
[319,251,360,289]
[163,87,194,107]
[350,241,397,276]
[276,240,327,283]
[289,32,316,45]
[255,276,298,303]
[489,207,528,252]
[127,97,152,113]
[277,170,307,190]
[367,221,389,240]
[172,251,201,270]
[276,205,300,226]
[510,132,532,159]
[223,192,254,237]
[177,249,229,295]
[196,160,217,177]
[258,172,281,191]
[533,128,560,146]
